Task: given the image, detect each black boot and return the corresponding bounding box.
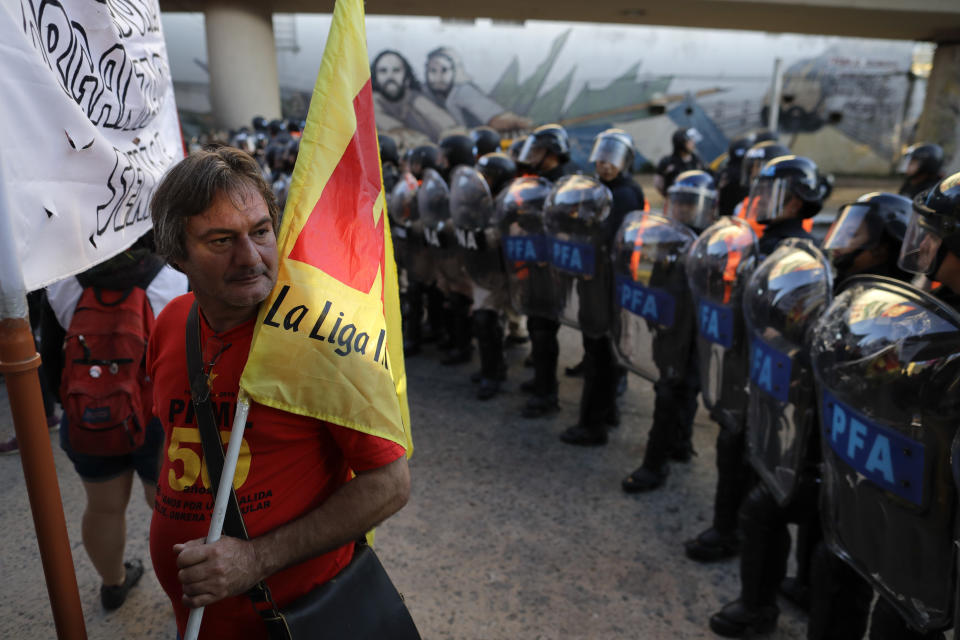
[621,465,668,493]
[684,527,741,562]
[522,394,559,418]
[559,424,607,446]
[709,600,778,638]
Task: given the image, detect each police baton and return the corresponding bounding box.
[183,394,251,640]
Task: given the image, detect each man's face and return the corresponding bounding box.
[176,188,278,326]
[595,160,620,183]
[906,158,921,178]
[374,53,408,102]
[426,56,455,97]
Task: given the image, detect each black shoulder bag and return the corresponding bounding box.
[186,301,421,640]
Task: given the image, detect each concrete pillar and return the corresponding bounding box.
[916,42,960,175]
[204,5,282,131]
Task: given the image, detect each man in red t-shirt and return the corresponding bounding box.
[148,146,410,638]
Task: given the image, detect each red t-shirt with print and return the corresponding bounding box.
[147,294,405,639]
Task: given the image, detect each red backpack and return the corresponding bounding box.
[60,284,156,456]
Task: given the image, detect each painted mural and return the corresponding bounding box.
[160,14,925,174]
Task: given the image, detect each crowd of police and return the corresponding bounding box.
[216,117,960,638]
[373,121,959,640]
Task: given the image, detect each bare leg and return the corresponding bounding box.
[81,471,134,586]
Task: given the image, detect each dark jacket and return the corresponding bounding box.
[656,152,704,193]
[601,174,646,243]
[899,174,942,200]
[758,218,813,259]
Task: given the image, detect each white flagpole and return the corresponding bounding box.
[183,393,252,640]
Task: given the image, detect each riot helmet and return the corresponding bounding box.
[283,137,300,174]
[477,152,518,195]
[267,119,286,138]
[822,192,910,277]
[231,131,257,155]
[251,116,267,132]
[494,176,552,235]
[898,172,960,275]
[752,129,778,144]
[727,134,755,167]
[439,134,476,172]
[666,170,718,232]
[287,120,302,136]
[470,126,501,158]
[518,124,571,171]
[589,129,635,181]
[740,140,791,189]
[899,143,944,178]
[409,144,440,180]
[746,155,825,223]
[671,127,702,154]
[379,134,400,166]
[543,175,611,237]
[449,165,494,231]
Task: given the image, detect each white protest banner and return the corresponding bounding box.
[0,0,183,290]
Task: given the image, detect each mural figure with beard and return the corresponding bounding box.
[424,47,531,133]
[371,49,457,147]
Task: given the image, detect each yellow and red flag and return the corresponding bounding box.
[240,0,412,453]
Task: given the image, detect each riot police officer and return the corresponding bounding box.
[654,127,705,196]
[471,126,502,159]
[436,134,478,366]
[898,143,945,199]
[709,193,913,638]
[559,130,642,445]
[733,141,791,224]
[747,155,825,258]
[716,134,755,217]
[404,143,447,355]
[900,172,960,304]
[622,170,717,489]
[439,133,477,182]
[516,124,573,418]
[380,134,401,195]
[465,152,518,399]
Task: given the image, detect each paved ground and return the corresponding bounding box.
[0,325,815,640]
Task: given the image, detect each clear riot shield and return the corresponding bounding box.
[811,276,960,633]
[686,217,759,432]
[449,165,504,292]
[543,175,613,338]
[387,173,421,274]
[743,239,832,507]
[391,173,435,283]
[418,168,465,291]
[493,176,558,319]
[611,211,698,383]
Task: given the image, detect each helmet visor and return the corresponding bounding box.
[898,210,944,275]
[740,154,764,188]
[666,187,717,230]
[745,177,789,223]
[822,203,881,255]
[517,136,546,166]
[588,137,630,172]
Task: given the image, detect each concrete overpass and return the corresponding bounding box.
[158,0,960,169]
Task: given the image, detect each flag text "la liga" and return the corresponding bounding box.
[262,284,388,365]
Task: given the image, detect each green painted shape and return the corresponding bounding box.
[562,63,672,125]
[527,65,576,125]
[489,57,521,111]
[510,29,572,116]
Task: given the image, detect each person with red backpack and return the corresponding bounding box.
[43,233,187,611]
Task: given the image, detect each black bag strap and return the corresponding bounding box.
[185,300,292,640]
